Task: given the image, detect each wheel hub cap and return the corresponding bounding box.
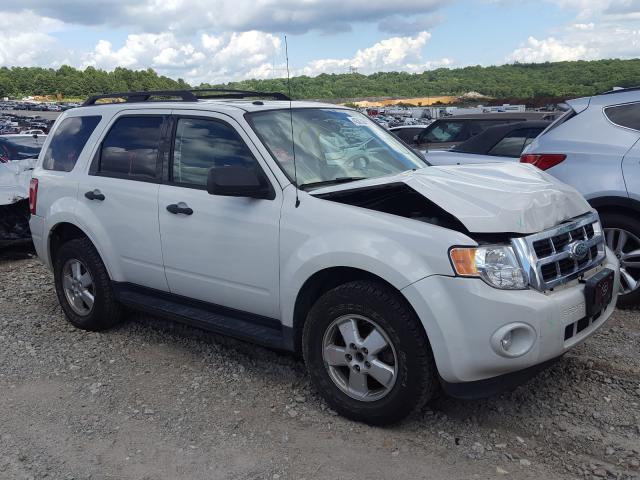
[62,259,95,316]
[322,314,397,402]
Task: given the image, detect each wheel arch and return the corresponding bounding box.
[47,221,117,280]
[291,266,428,356]
[589,196,640,219]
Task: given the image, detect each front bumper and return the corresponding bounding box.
[402,247,620,386]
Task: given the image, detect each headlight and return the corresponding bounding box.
[450,245,528,290]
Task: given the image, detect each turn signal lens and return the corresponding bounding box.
[449,248,478,276]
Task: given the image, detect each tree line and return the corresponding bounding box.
[1,58,639,101]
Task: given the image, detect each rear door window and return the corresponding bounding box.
[97,116,163,180]
[604,103,640,131]
[43,116,101,171]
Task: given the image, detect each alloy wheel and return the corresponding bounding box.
[62,258,95,316]
[605,228,640,295]
[322,314,397,402]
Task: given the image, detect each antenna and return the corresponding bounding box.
[284,35,300,208]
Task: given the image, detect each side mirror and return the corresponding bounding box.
[206,166,273,199]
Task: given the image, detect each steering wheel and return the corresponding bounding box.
[346,155,370,170]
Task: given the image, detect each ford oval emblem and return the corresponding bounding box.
[569,240,589,261]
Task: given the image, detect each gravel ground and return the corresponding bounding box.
[1,248,639,480]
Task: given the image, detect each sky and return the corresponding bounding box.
[0,0,639,85]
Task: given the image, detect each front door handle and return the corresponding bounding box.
[85,189,105,201]
[166,202,193,216]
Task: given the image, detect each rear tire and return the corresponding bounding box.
[302,280,438,425]
[53,237,124,331]
[600,212,640,309]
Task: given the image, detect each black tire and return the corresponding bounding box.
[53,237,124,331]
[600,212,640,309]
[302,280,438,425]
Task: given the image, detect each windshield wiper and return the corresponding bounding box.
[299,177,367,191]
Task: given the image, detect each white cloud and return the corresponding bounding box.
[299,31,448,76]
[507,36,591,63]
[0,11,67,67]
[81,30,280,84]
[508,0,640,63]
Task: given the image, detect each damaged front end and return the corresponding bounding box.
[0,158,36,246]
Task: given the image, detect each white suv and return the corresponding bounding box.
[29,90,620,425]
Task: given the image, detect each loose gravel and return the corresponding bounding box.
[1,248,639,480]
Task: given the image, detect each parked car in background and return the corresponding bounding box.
[523,87,640,307]
[389,125,432,143]
[425,121,550,165]
[19,129,46,136]
[412,112,554,151]
[28,90,619,425]
[0,134,47,163]
[0,135,46,246]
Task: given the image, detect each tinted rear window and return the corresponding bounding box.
[393,128,424,143]
[98,116,163,180]
[488,127,545,157]
[43,116,101,171]
[604,103,640,131]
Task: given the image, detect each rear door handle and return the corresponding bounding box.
[166,203,193,216]
[85,189,105,201]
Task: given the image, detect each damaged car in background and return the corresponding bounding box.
[0,134,46,246]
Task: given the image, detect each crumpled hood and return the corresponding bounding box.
[0,158,36,206]
[312,163,591,234]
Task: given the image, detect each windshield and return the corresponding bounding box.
[246,108,427,189]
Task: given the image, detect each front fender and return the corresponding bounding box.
[279,189,474,327]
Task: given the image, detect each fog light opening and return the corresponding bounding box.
[491,323,536,358]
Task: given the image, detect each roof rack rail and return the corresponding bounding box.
[600,86,640,95]
[83,88,290,106]
[191,88,290,101]
[83,90,198,106]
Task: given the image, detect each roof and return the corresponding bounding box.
[452,120,551,155]
[78,89,343,114]
[70,98,344,116]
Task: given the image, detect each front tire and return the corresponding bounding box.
[53,237,124,331]
[600,212,640,309]
[302,280,438,425]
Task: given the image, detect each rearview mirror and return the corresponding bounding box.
[206,166,273,199]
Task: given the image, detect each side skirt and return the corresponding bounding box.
[112,282,294,352]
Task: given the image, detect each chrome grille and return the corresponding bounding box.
[511,212,606,291]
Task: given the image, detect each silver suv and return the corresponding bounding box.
[523,87,640,308]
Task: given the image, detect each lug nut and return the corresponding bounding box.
[364,361,371,368]
[353,365,360,372]
[349,343,356,350]
[362,348,368,355]
[345,353,352,361]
